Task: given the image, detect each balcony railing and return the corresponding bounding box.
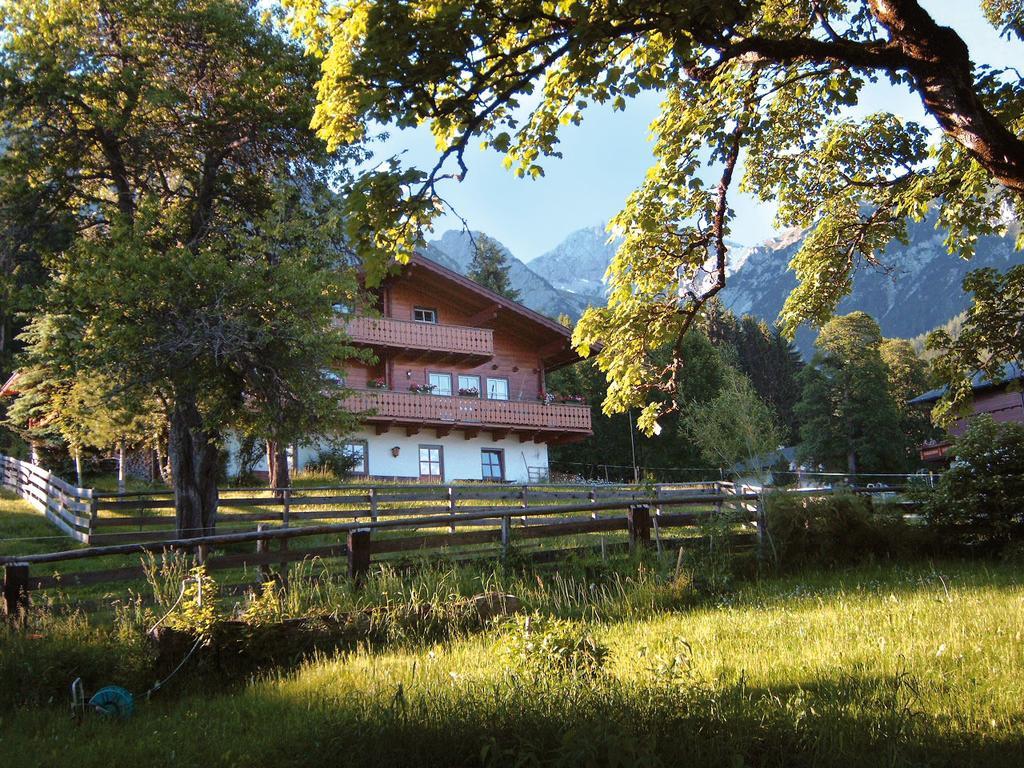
[343,316,493,359]
[346,389,592,433]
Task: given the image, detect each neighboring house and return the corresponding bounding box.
[909,362,1024,463]
[237,253,593,483]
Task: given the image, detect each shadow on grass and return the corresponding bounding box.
[5,670,1022,768]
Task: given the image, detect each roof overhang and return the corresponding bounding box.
[0,371,21,397]
[382,253,590,371]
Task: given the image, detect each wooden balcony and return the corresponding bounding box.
[343,316,493,364]
[345,389,592,442]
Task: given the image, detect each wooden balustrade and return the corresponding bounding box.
[346,389,592,433]
[343,315,494,360]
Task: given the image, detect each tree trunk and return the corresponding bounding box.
[267,440,290,498]
[168,395,220,538]
[847,449,858,477]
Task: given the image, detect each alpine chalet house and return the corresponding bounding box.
[910,362,1024,463]
[289,254,592,483]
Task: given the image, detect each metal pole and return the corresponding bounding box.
[628,409,639,485]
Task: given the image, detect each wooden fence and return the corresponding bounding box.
[0,454,95,543]
[0,485,916,618]
[0,488,768,610]
[87,481,727,544]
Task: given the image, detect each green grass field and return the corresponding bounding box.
[2,558,1022,768]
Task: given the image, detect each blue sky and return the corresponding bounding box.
[378,3,1017,262]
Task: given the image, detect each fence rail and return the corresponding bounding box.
[0,455,94,543]
[0,483,917,618]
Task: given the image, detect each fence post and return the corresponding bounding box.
[347,528,372,585]
[755,493,767,566]
[369,487,378,523]
[500,514,511,560]
[87,493,98,543]
[588,487,597,519]
[4,563,30,625]
[447,486,457,533]
[627,504,651,552]
[256,523,272,584]
[520,484,529,525]
[280,487,291,587]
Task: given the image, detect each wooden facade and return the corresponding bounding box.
[911,363,1024,462]
[342,254,592,445]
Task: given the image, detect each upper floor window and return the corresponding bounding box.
[486,377,509,401]
[428,372,452,396]
[458,374,481,397]
[413,307,437,324]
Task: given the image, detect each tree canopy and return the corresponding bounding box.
[284,0,1024,433]
[0,0,365,534]
[795,312,908,473]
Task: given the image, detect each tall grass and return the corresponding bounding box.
[2,560,1023,767]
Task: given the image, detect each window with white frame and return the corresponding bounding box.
[486,377,509,401]
[342,440,368,475]
[413,307,437,324]
[481,449,504,481]
[457,374,481,397]
[428,372,452,396]
[418,445,443,480]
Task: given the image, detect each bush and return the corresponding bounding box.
[764,491,916,570]
[924,415,1024,553]
[499,615,608,679]
[304,446,360,479]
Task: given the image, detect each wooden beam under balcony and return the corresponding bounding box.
[490,428,509,441]
[435,425,452,438]
[405,425,421,437]
[375,422,393,436]
[463,428,480,440]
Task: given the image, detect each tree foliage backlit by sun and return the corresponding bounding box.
[284,0,1024,432]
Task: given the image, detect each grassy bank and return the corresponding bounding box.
[2,560,1022,767]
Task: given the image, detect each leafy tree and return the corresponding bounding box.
[680,367,781,480]
[880,337,935,453]
[285,0,1024,433]
[924,415,1024,551]
[795,312,906,474]
[0,0,364,534]
[548,331,727,479]
[927,265,1024,425]
[468,234,520,301]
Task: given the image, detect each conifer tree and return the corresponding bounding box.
[468,235,520,301]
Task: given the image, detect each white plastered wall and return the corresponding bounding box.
[226,428,549,483]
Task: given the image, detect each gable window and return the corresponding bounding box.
[457,374,481,397]
[428,372,452,396]
[486,377,509,401]
[342,440,368,476]
[481,449,504,481]
[413,307,437,324]
[418,445,443,481]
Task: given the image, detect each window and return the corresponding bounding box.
[418,445,443,481]
[413,307,437,324]
[428,372,452,396]
[331,300,352,315]
[486,377,509,401]
[457,374,481,397]
[342,440,368,475]
[481,449,504,481]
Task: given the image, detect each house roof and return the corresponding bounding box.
[909,362,1024,405]
[395,253,588,370]
[0,371,21,397]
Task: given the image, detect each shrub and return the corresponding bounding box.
[499,615,608,679]
[304,446,360,479]
[924,415,1024,553]
[764,491,915,570]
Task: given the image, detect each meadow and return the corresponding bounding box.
[2,552,1022,767]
